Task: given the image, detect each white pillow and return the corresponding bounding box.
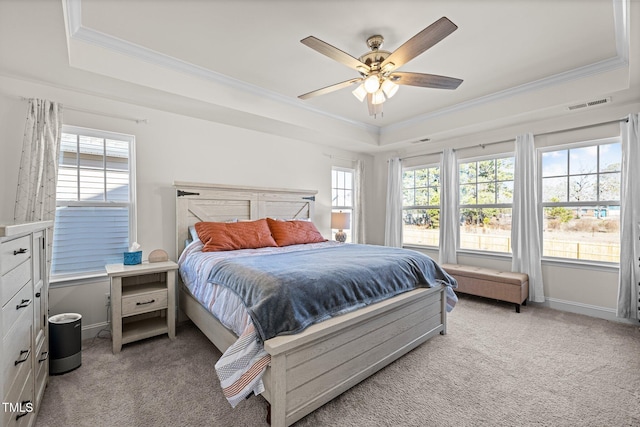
[188,225,200,242]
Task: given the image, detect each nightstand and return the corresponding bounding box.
[105,260,178,354]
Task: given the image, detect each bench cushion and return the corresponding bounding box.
[441,264,528,285]
[441,263,529,308]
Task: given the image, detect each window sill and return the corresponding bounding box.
[404,247,619,273]
[456,249,513,260]
[540,257,619,273]
[50,271,108,288]
[402,244,439,251]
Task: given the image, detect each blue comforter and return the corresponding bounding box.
[206,244,457,343]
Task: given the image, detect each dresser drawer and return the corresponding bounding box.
[2,369,34,427]
[2,318,32,400]
[122,289,168,316]
[35,337,49,408]
[1,236,31,276]
[3,282,33,339]
[1,259,31,308]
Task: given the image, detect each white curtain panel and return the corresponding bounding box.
[384,157,403,247]
[439,148,458,265]
[617,113,640,320]
[14,99,62,222]
[511,133,545,302]
[353,160,366,244]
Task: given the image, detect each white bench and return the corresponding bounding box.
[441,264,529,313]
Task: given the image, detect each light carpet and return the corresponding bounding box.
[35,295,640,427]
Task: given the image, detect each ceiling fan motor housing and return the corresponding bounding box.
[366,35,384,50]
[359,35,390,74]
[358,50,391,70]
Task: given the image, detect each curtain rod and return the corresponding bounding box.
[400,117,628,161]
[20,97,148,124]
[324,153,358,163]
[400,138,510,161]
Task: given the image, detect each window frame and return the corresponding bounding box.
[457,153,515,255]
[51,125,137,282]
[537,136,621,266]
[331,167,354,242]
[401,163,441,248]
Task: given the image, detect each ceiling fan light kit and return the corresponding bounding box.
[299,17,463,118]
[351,84,368,102]
[363,74,381,93]
[381,79,399,98]
[371,89,386,105]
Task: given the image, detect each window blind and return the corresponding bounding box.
[51,127,135,278]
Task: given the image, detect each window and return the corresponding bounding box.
[458,156,514,253]
[51,126,136,279]
[402,165,440,246]
[540,138,621,263]
[331,168,354,242]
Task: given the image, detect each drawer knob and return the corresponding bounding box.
[13,248,28,255]
[16,299,32,310]
[136,299,156,306]
[14,349,30,366]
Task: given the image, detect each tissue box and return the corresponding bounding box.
[123,251,142,265]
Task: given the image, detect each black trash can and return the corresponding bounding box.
[49,313,82,375]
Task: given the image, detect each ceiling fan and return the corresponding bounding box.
[298,17,463,117]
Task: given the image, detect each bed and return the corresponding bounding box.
[174,182,456,427]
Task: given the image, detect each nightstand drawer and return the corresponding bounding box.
[122,289,167,316]
[1,235,31,276]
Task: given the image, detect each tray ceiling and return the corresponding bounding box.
[0,0,636,152]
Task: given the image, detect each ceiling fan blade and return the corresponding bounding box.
[391,72,463,89]
[301,36,370,73]
[380,17,458,71]
[298,78,362,100]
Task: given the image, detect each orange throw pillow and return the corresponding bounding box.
[195,219,277,252]
[266,218,327,247]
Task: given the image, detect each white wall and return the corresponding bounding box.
[1,72,635,336]
[0,75,373,338]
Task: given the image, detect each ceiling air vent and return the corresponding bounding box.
[567,97,611,111]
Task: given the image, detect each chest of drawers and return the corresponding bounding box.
[1,221,52,427]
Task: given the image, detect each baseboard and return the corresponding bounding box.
[81,321,111,341]
[80,299,638,340]
[542,297,639,325]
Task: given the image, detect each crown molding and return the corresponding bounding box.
[63,0,629,142]
[381,56,628,138]
[63,0,378,135]
[64,0,82,35]
[383,0,630,137]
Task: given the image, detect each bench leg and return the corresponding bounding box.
[515,303,521,313]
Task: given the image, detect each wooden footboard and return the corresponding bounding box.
[181,284,445,427]
[263,285,445,426]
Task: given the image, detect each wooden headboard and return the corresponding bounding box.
[174,181,317,256]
